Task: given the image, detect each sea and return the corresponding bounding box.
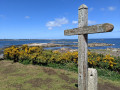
[0,38,120,50]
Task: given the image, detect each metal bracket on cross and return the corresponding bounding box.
[64,4,114,90]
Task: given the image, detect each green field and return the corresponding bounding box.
[0,60,120,90]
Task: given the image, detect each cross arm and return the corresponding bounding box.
[64,23,114,35]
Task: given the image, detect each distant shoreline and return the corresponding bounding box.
[0,42,119,59]
[25,43,114,47]
[0,38,120,41]
[0,38,119,52]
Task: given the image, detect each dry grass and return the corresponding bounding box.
[0,60,120,90]
[0,60,77,90]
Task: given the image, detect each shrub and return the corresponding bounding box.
[4,45,19,62]
[3,45,120,72]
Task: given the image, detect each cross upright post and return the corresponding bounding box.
[78,4,88,90]
[64,4,114,90]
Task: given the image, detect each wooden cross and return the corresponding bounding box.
[64,4,114,90]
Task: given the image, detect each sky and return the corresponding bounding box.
[0,0,120,39]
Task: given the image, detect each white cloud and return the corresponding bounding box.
[100,8,105,11]
[88,20,96,25]
[72,20,96,25]
[89,7,94,11]
[46,17,68,30]
[108,7,115,11]
[72,21,78,24]
[101,7,116,11]
[25,16,30,19]
[48,27,52,30]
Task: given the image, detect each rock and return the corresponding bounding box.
[112,48,118,52]
[0,54,4,60]
[88,68,98,90]
[59,48,71,53]
[88,43,113,47]
[24,42,114,48]
[107,48,120,52]
[69,49,78,52]
[53,48,78,53]
[26,43,61,47]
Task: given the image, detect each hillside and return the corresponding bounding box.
[0,60,120,90]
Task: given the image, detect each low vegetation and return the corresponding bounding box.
[4,45,120,72]
[1,45,120,89]
[0,60,120,90]
[0,60,78,90]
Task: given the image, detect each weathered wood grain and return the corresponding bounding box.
[64,23,114,35]
[64,3,114,90]
[78,4,88,90]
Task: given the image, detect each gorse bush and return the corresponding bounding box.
[4,45,120,72]
[88,52,118,70]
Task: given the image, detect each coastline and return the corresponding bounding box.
[25,42,114,47]
[0,42,119,59]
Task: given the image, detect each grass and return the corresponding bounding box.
[18,60,120,86]
[0,60,78,90]
[97,68,120,86]
[47,63,120,86]
[0,60,120,90]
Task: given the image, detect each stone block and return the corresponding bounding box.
[88,68,98,90]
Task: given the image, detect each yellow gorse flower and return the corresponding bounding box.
[4,45,119,70]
